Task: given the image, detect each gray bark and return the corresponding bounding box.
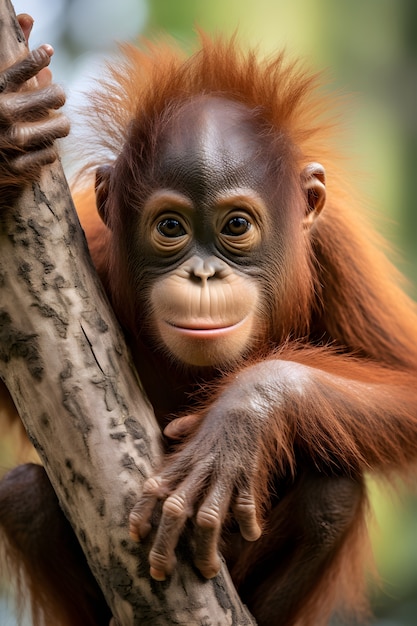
[0,1,256,624]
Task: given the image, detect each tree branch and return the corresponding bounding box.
[0,1,256,624]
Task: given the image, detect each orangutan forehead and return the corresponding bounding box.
[153,96,272,201]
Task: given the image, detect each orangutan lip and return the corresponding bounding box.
[166,319,245,337]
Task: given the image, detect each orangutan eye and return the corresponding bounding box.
[157,218,186,238]
[221,216,251,237]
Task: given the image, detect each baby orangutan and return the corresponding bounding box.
[1,12,417,626]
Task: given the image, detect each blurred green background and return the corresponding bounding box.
[1,0,416,624]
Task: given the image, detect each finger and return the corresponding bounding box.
[148,489,192,581]
[0,85,66,123]
[129,494,157,542]
[10,114,70,149]
[163,413,201,440]
[232,488,262,542]
[37,67,53,89]
[0,45,53,94]
[17,14,34,43]
[194,483,230,578]
[16,17,52,89]
[129,476,167,541]
[10,146,58,177]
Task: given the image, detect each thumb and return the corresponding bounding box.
[163,413,201,440]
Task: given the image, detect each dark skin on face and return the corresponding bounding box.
[138,98,272,369]
[2,16,417,626]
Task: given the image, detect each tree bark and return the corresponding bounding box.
[0,2,256,624]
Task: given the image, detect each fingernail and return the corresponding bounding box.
[41,44,54,56]
[150,567,166,581]
[129,530,140,542]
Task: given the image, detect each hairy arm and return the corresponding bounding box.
[248,348,417,473]
[130,346,417,580]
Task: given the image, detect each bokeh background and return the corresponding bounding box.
[1,0,416,624]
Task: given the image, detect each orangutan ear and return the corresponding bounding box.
[95,165,112,228]
[301,162,326,228]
